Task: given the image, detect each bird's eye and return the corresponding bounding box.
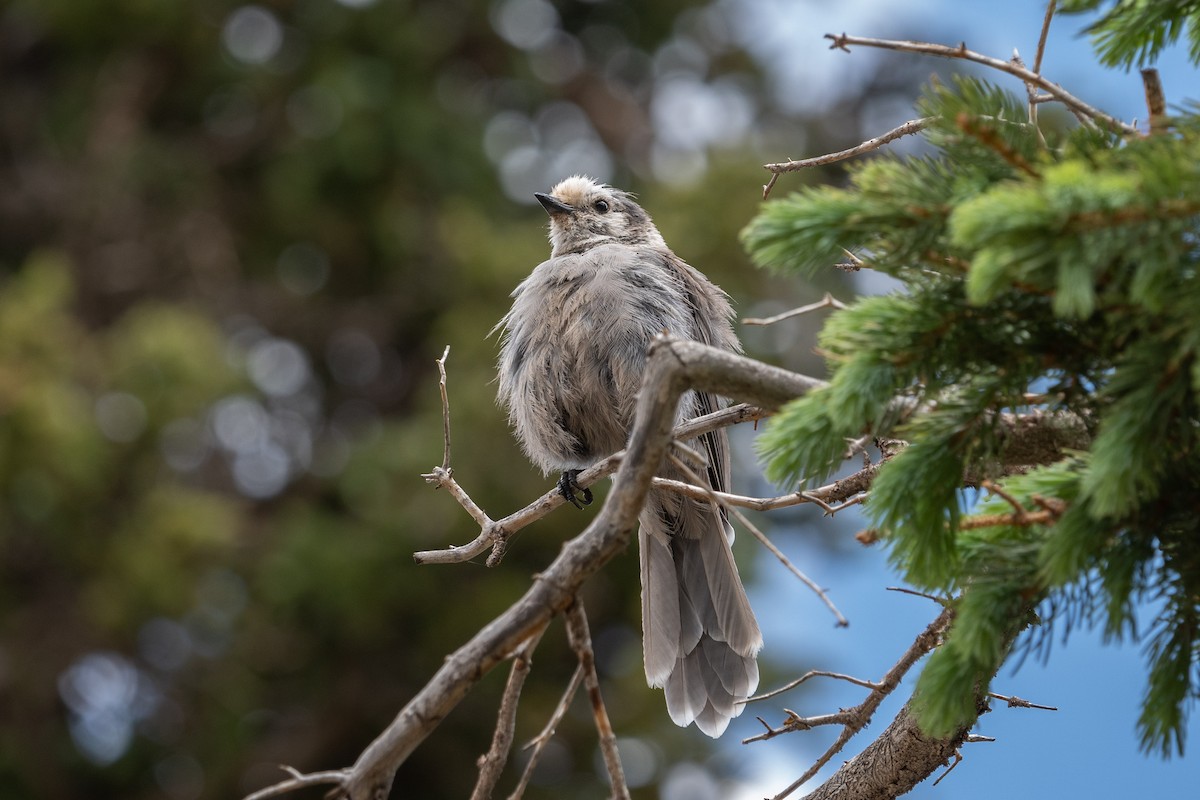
[594,200,610,213]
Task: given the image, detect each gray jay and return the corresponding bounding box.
[494,175,761,737]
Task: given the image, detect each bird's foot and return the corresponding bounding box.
[557,470,593,509]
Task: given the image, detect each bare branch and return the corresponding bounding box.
[414,402,779,566]
[422,465,493,530]
[243,337,825,800]
[747,607,956,800]
[471,622,549,800]
[743,292,848,326]
[823,33,1138,136]
[762,118,932,198]
[1142,68,1167,135]
[1033,1,1055,75]
[508,667,584,800]
[989,691,1059,712]
[436,345,451,470]
[1024,1,1057,142]
[886,585,951,605]
[565,600,629,800]
[747,669,882,703]
[241,768,348,800]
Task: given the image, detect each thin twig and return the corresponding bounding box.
[422,465,494,529]
[414,403,776,566]
[743,292,848,326]
[932,751,964,787]
[750,607,956,800]
[988,691,1059,712]
[1025,1,1057,144]
[959,508,1058,530]
[886,585,951,605]
[436,346,451,470]
[564,599,629,800]
[762,118,932,198]
[668,454,849,628]
[241,768,348,800]
[1033,1,1054,75]
[981,479,1028,518]
[471,622,549,800]
[508,667,584,800]
[747,669,881,704]
[824,33,1137,136]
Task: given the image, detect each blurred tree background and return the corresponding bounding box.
[0,1,926,798]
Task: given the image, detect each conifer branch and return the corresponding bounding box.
[824,32,1138,136]
[956,113,1042,177]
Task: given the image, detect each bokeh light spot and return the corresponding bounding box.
[94,391,148,443]
[222,6,284,65]
[247,338,310,398]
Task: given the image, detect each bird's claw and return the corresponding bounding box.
[557,470,593,509]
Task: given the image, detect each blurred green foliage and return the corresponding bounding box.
[0,0,892,798]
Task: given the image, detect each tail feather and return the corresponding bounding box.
[640,524,681,688]
[640,486,762,738]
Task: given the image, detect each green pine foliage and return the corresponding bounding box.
[1061,0,1200,68]
[742,11,1200,755]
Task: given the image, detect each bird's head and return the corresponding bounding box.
[535,175,666,257]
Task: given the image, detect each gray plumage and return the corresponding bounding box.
[494,175,762,737]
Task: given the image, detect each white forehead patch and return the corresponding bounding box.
[548,175,607,206]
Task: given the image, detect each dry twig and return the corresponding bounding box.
[988,691,1059,712]
[824,32,1137,136]
[743,292,848,326]
[745,606,956,800]
[508,667,584,800]
[762,118,932,198]
[471,622,549,800]
[565,600,629,799]
[416,402,775,566]
[1142,67,1167,135]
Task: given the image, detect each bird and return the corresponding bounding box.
[494,175,762,737]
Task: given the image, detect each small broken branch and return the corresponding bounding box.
[1142,67,1167,135]
[989,691,1059,712]
[762,118,932,198]
[743,292,848,326]
[436,345,451,470]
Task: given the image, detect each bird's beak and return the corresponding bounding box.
[535,192,573,217]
